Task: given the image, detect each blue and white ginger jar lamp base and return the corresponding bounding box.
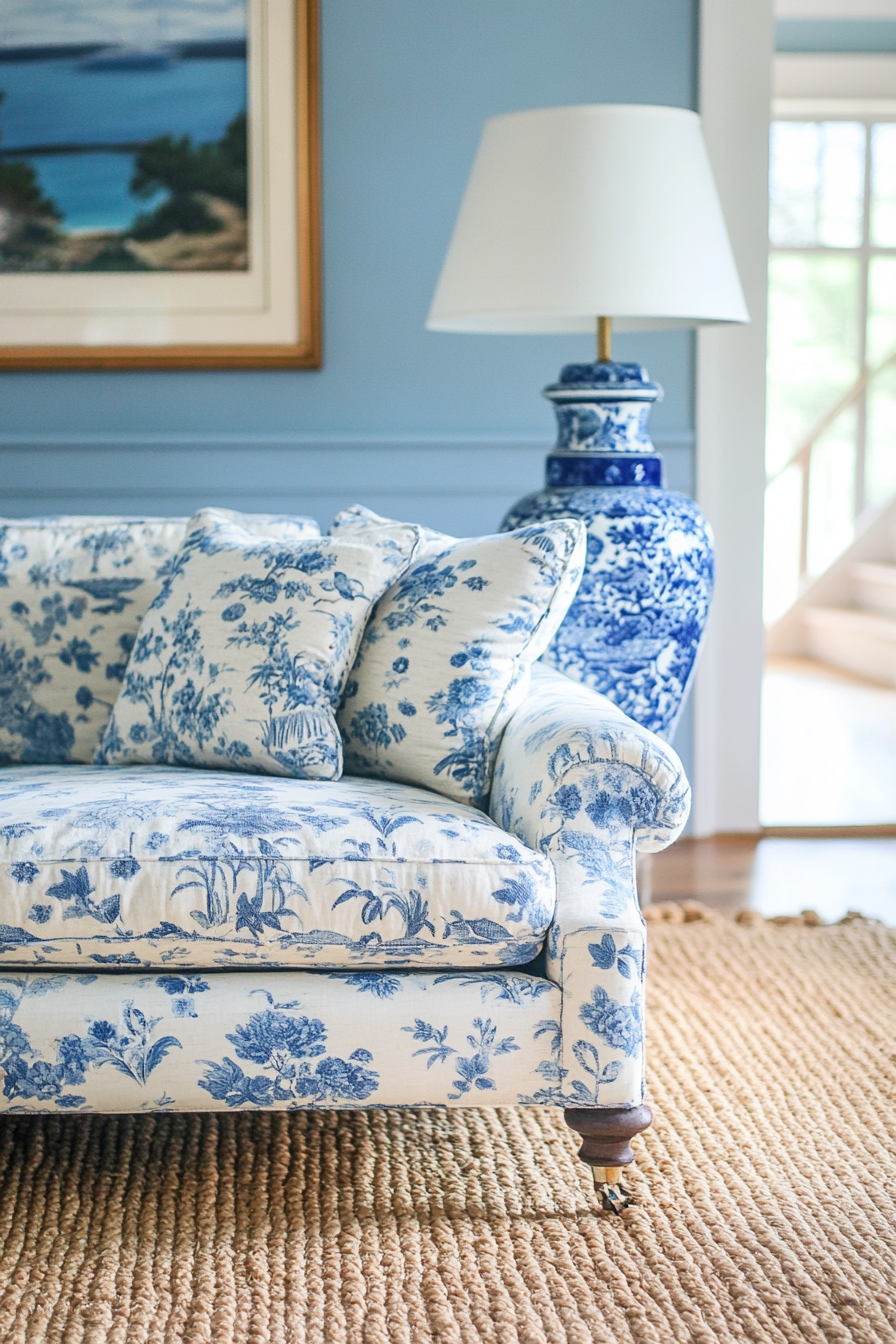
[501,361,714,740]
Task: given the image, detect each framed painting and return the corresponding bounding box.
[0,0,320,369]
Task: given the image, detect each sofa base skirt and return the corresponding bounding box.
[0,968,568,1115]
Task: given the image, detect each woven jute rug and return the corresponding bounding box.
[0,916,894,1344]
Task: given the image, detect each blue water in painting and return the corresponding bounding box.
[28,152,163,232]
[0,58,246,231]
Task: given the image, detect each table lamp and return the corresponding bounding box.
[427,103,748,739]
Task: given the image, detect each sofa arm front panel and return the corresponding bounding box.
[491,664,690,861]
[490,664,690,1108]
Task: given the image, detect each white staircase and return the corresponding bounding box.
[767,498,896,686]
[852,561,896,616]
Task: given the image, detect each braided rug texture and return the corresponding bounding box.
[0,919,894,1344]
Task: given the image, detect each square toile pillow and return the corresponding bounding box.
[97,507,418,778]
[0,509,322,766]
[331,505,586,806]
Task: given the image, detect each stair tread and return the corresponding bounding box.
[804,605,896,637]
[851,561,896,581]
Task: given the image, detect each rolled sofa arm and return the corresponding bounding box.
[490,664,690,1108]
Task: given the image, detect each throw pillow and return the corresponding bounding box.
[97,507,417,778]
[0,515,190,765]
[331,505,585,806]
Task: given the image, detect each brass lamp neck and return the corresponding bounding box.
[597,316,612,363]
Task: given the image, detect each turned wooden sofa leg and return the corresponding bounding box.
[564,1105,652,1213]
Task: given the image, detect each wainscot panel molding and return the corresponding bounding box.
[1,433,696,537]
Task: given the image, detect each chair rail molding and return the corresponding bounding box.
[694,0,773,835]
[0,431,695,545]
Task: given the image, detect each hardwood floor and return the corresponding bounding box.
[647,836,760,917]
[762,657,896,827]
[648,835,896,925]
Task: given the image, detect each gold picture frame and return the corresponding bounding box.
[0,0,321,370]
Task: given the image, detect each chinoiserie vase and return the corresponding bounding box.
[501,361,714,740]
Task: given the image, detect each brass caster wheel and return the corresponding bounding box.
[591,1165,635,1214]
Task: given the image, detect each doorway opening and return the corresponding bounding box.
[761,59,896,827]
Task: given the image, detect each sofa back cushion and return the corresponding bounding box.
[331,505,586,808]
[96,508,415,779]
[0,512,319,766]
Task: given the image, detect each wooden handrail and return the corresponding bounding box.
[767,344,896,486]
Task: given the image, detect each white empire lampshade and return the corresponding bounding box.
[426,103,749,334]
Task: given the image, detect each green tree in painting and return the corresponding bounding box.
[129,111,248,240]
[0,91,61,261]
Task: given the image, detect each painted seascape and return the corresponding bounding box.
[0,0,248,271]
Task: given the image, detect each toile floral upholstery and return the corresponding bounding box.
[491,663,689,1108]
[0,767,554,970]
[333,505,586,807]
[0,969,562,1112]
[0,515,690,1120]
[0,512,319,767]
[97,510,419,779]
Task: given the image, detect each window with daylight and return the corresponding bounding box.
[765,115,896,623]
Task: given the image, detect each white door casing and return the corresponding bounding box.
[693,0,774,835]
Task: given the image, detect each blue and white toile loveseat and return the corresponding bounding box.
[0,512,688,1204]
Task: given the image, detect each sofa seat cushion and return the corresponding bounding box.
[0,766,556,970]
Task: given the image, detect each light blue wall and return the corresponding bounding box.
[0,0,698,768]
[0,0,697,527]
